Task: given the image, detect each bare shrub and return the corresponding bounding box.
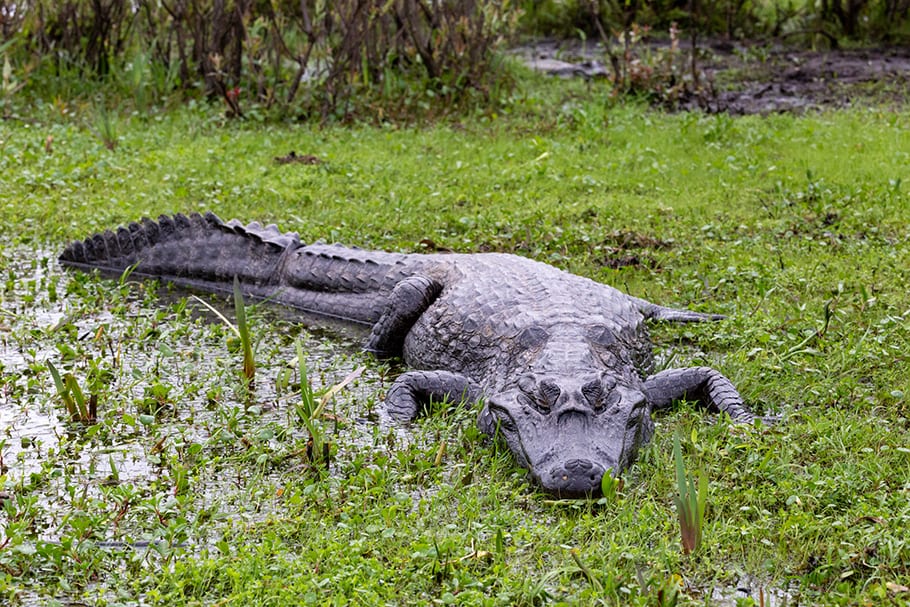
[7,0,519,119]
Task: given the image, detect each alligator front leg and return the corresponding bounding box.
[365,276,443,358]
[386,370,482,421]
[643,367,757,422]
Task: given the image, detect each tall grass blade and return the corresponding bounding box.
[64,374,90,421]
[92,99,117,151]
[190,295,238,335]
[599,467,624,503]
[192,279,255,385]
[291,345,364,468]
[296,341,316,420]
[47,361,96,423]
[316,365,365,416]
[233,276,255,382]
[570,548,603,593]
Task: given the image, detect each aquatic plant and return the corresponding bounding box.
[191,276,256,387]
[673,432,707,555]
[46,361,96,424]
[232,276,255,384]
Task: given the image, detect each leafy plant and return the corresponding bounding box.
[90,98,118,151]
[290,342,366,468]
[591,21,708,107]
[673,432,708,555]
[599,468,624,503]
[191,276,256,387]
[46,361,97,423]
[140,379,173,417]
[294,341,328,467]
[233,276,255,385]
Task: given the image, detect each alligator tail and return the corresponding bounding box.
[59,212,301,299]
[631,296,726,322]
[59,212,421,327]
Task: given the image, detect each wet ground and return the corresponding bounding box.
[518,39,910,114]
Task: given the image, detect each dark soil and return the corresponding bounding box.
[519,40,910,115]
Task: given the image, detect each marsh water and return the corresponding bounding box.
[0,244,421,547]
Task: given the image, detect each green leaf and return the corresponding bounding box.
[233,275,255,382]
[47,361,77,418]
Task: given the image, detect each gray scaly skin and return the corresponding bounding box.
[60,212,761,497]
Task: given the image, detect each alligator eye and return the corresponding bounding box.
[581,380,604,410]
[538,380,560,407]
[516,392,547,415]
[533,399,552,414]
[626,403,645,429]
[583,375,620,412]
[516,376,559,414]
[493,412,517,433]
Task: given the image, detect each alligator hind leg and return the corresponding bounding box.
[364,276,443,358]
[643,367,757,422]
[386,370,483,421]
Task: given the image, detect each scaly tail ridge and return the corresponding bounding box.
[59,212,302,296]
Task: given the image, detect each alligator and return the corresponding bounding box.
[60,212,762,497]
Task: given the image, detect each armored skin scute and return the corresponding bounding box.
[61,212,762,497]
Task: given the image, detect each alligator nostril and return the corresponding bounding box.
[564,459,593,471]
[545,460,607,498]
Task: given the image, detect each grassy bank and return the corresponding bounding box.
[0,80,909,605]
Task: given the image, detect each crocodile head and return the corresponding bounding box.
[479,372,654,498]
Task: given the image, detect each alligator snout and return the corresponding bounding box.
[482,373,654,498]
[544,458,606,497]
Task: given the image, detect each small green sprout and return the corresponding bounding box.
[673,432,707,555]
[47,361,97,423]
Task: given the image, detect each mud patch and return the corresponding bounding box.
[274,151,324,165]
[601,229,674,250]
[596,229,672,269]
[701,47,910,114]
[518,39,910,114]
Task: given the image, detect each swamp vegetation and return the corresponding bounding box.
[0,78,908,604]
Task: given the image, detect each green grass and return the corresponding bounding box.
[0,78,909,605]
